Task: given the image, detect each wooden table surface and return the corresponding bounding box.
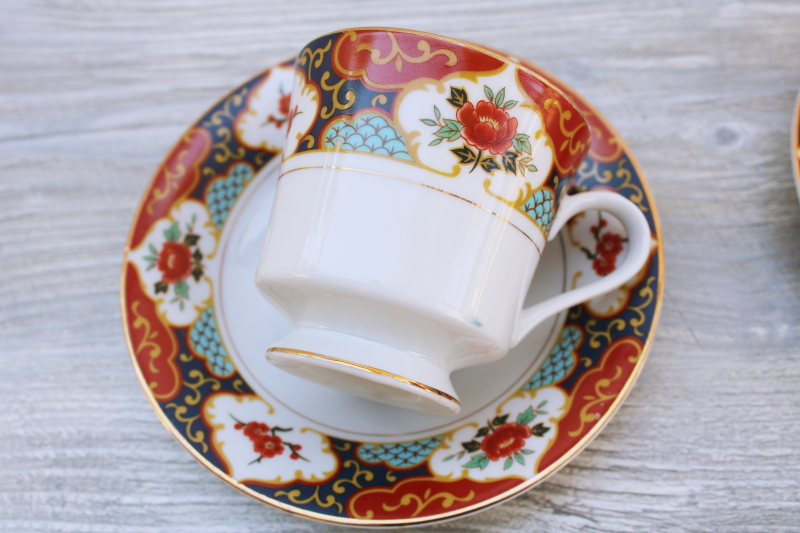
[2,1,799,531]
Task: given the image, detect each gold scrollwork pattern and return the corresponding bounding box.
[274,485,343,515]
[331,460,374,494]
[575,157,648,213]
[627,276,656,337]
[163,402,208,453]
[298,39,332,80]
[484,179,534,209]
[333,442,352,452]
[131,300,164,375]
[181,368,222,407]
[544,98,589,173]
[319,71,356,119]
[355,31,457,73]
[382,488,476,518]
[273,458,375,515]
[585,318,626,349]
[567,366,623,437]
[201,87,248,166]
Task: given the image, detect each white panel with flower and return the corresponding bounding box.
[235,65,296,152]
[565,208,655,317]
[128,199,217,326]
[203,393,338,485]
[429,386,567,481]
[282,69,320,157]
[394,65,555,198]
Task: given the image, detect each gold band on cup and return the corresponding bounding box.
[267,347,461,406]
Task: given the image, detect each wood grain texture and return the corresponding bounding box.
[1,0,799,531]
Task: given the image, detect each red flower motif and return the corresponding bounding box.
[243,421,270,441]
[592,255,616,276]
[157,241,193,283]
[481,423,532,461]
[596,232,624,259]
[253,435,284,458]
[278,93,291,116]
[456,101,518,155]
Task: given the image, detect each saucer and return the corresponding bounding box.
[122,50,663,526]
[793,90,800,197]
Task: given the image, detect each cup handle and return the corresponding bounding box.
[510,190,652,347]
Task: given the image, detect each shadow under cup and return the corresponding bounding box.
[255,28,593,415]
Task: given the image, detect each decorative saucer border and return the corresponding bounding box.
[121,40,663,528]
[792,90,800,198]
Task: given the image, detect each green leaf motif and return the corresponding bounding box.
[503,100,518,109]
[148,243,158,255]
[429,138,443,146]
[517,406,535,426]
[514,452,525,465]
[494,88,505,107]
[463,453,489,470]
[521,449,534,455]
[484,85,494,102]
[421,118,438,126]
[504,457,513,470]
[434,119,463,141]
[434,105,441,120]
[528,164,538,172]
[174,279,189,299]
[513,133,532,155]
[163,222,181,242]
[538,400,548,408]
[443,454,454,461]
[447,86,468,108]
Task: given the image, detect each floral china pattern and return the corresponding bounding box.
[430,389,566,481]
[123,39,662,525]
[420,85,538,177]
[232,416,309,463]
[203,393,337,484]
[442,401,550,471]
[578,212,628,276]
[235,65,296,153]
[128,200,216,326]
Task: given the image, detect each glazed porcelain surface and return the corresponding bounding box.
[121,40,662,526]
[255,29,652,415]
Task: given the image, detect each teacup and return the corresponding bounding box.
[255,28,651,415]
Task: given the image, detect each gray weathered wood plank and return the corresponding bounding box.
[1,0,799,531]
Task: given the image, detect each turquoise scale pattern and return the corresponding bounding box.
[324,113,413,161]
[523,326,581,390]
[190,308,235,378]
[522,187,555,235]
[206,162,255,229]
[357,436,443,468]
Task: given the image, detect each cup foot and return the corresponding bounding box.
[265,329,460,415]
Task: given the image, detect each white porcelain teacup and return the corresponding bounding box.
[255,28,651,415]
